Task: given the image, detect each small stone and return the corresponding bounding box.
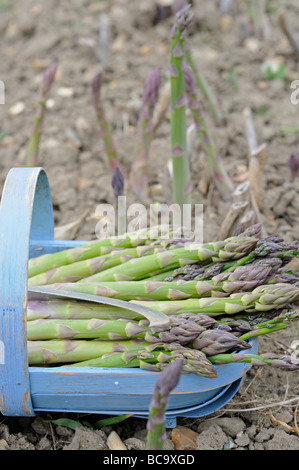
[244,37,261,52]
[219,15,233,31]
[31,420,50,435]
[0,424,10,441]
[35,436,52,450]
[196,424,229,451]
[9,102,25,116]
[124,437,146,450]
[55,426,74,438]
[63,427,108,450]
[255,428,273,443]
[77,177,94,191]
[57,87,74,97]
[246,424,257,439]
[0,439,8,448]
[172,426,199,450]
[235,431,250,447]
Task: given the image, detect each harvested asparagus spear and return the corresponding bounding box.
[168,236,298,282]
[27,338,151,364]
[28,339,218,377]
[49,261,276,301]
[71,342,218,378]
[27,298,142,322]
[26,315,205,344]
[28,225,183,277]
[208,352,299,371]
[73,234,259,283]
[238,309,299,341]
[131,283,299,316]
[191,328,251,355]
[28,245,169,287]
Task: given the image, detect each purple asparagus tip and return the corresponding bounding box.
[143,67,162,109]
[155,358,183,397]
[175,4,193,30]
[91,72,103,111]
[111,167,125,198]
[41,61,58,99]
[288,154,299,182]
[173,0,189,15]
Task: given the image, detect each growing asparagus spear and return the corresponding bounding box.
[111,166,126,235]
[146,359,183,450]
[184,45,225,126]
[130,68,162,200]
[184,65,233,198]
[170,4,193,207]
[92,72,119,172]
[26,62,58,167]
[131,283,299,316]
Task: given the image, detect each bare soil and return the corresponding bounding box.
[0,0,299,451]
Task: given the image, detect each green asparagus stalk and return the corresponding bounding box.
[184,45,225,126]
[170,5,193,207]
[26,315,205,344]
[146,359,183,450]
[111,167,126,235]
[74,234,259,283]
[27,299,141,322]
[238,309,299,341]
[28,245,168,287]
[208,352,299,371]
[130,68,162,200]
[170,236,298,283]
[49,261,275,301]
[28,225,181,278]
[26,62,58,167]
[131,283,299,316]
[27,338,218,377]
[27,338,149,364]
[70,342,218,378]
[184,65,233,198]
[92,72,119,172]
[221,236,299,274]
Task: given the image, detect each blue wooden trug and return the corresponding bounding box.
[0,167,258,427]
